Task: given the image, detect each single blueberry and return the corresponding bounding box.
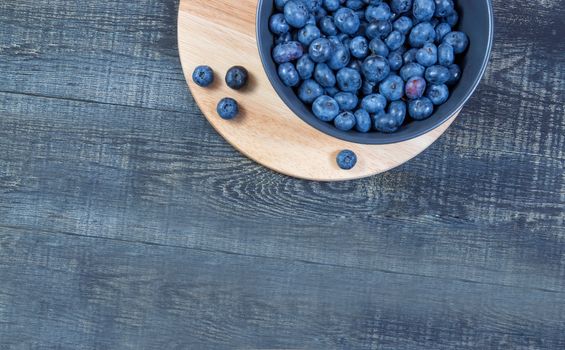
[334,111,357,130]
[336,67,362,92]
[435,22,451,43]
[323,0,340,11]
[369,38,389,57]
[354,109,372,132]
[403,48,418,64]
[277,62,300,87]
[444,11,458,26]
[361,55,390,82]
[273,41,304,63]
[361,80,377,95]
[365,3,392,22]
[298,24,321,46]
[327,43,351,70]
[314,63,337,87]
[348,59,363,72]
[400,62,425,81]
[446,63,461,85]
[388,51,403,71]
[309,38,333,63]
[225,66,249,90]
[437,43,454,66]
[269,14,290,35]
[297,79,324,103]
[404,76,426,99]
[434,0,454,17]
[284,0,309,28]
[412,0,435,22]
[426,83,449,105]
[393,16,413,34]
[387,100,407,124]
[390,0,413,14]
[346,0,365,10]
[325,86,340,96]
[296,54,316,79]
[216,97,239,120]
[443,31,469,54]
[409,22,436,48]
[384,30,405,50]
[361,93,387,113]
[425,65,450,84]
[379,74,404,101]
[408,97,434,120]
[192,65,214,87]
[365,20,392,40]
[349,36,369,58]
[334,8,361,35]
[334,92,359,111]
[416,43,437,67]
[320,16,338,36]
[275,0,290,11]
[336,150,357,170]
[275,32,293,44]
[312,95,340,121]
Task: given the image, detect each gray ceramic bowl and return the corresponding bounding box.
[256,0,493,144]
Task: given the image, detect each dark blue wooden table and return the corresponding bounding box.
[1,0,564,348]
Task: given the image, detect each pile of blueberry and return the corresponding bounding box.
[269,0,468,133]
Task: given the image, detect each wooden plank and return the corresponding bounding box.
[1,229,565,349]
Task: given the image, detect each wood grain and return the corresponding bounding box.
[0,0,564,348]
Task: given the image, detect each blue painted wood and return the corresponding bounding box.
[0,0,564,348]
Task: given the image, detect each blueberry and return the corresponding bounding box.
[336,67,362,92]
[312,95,340,121]
[216,97,239,120]
[426,83,449,105]
[412,0,435,22]
[434,0,454,17]
[361,93,387,113]
[379,74,404,101]
[269,14,290,35]
[327,43,351,70]
[408,97,433,120]
[320,16,338,36]
[325,86,340,96]
[275,0,290,11]
[334,8,361,35]
[334,111,357,130]
[403,48,418,63]
[309,38,333,63]
[434,22,451,43]
[444,11,458,26]
[297,79,324,103]
[387,100,407,123]
[446,63,461,85]
[334,92,359,110]
[301,0,322,12]
[365,20,392,40]
[409,22,436,48]
[273,41,304,63]
[275,32,293,44]
[369,38,389,57]
[353,109,372,132]
[346,0,365,10]
[437,43,454,66]
[277,62,300,87]
[390,0,413,14]
[284,0,310,28]
[336,150,357,170]
[425,65,450,84]
[365,3,392,22]
[361,80,377,95]
[348,59,363,72]
[314,63,337,87]
[298,24,321,46]
[225,66,249,90]
[349,36,369,58]
[323,0,340,11]
[400,62,425,80]
[296,54,315,79]
[374,100,406,132]
[404,76,426,99]
[362,55,390,82]
[416,43,437,67]
[384,30,405,50]
[388,51,403,71]
[192,65,214,87]
[443,31,469,54]
[393,16,413,34]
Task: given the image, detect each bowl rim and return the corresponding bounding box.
[256,0,494,145]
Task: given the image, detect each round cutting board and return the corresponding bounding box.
[177,0,458,181]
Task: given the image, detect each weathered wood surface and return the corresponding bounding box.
[0,0,564,348]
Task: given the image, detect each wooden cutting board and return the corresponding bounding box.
[177,0,457,181]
